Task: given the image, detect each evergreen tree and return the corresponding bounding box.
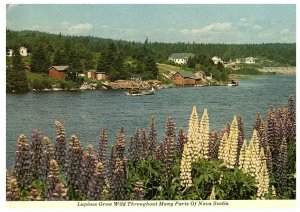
[6,67,29,92]
[31,43,48,73]
[53,49,67,65]
[12,48,24,71]
[67,50,83,84]
[145,56,158,79]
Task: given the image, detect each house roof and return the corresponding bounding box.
[19,46,27,50]
[212,56,221,60]
[245,57,254,60]
[49,66,69,71]
[168,53,195,59]
[88,70,106,74]
[176,70,195,78]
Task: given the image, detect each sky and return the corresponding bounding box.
[5,4,297,43]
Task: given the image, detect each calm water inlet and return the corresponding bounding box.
[6,75,296,168]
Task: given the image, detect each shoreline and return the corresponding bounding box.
[258,66,296,75]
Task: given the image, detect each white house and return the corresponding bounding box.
[7,49,14,57]
[168,53,195,65]
[206,73,213,80]
[245,57,255,64]
[212,56,223,65]
[19,46,28,56]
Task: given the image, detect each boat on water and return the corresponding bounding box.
[228,80,239,87]
[125,87,155,96]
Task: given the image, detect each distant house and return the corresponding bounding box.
[7,49,13,57]
[206,73,213,80]
[96,72,107,80]
[19,46,29,56]
[168,53,195,65]
[245,57,255,64]
[131,75,142,82]
[171,70,196,86]
[87,70,107,80]
[49,66,69,80]
[212,56,223,65]
[87,70,97,79]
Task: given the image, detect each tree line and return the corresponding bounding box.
[7,29,296,69]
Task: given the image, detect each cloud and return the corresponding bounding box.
[238,17,262,31]
[252,24,262,30]
[68,23,93,35]
[280,29,290,35]
[180,22,233,35]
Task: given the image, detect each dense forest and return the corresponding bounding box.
[7,29,296,67]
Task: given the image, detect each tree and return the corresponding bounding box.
[6,67,29,93]
[53,49,67,66]
[67,50,83,84]
[145,56,158,79]
[187,56,197,68]
[31,43,48,73]
[12,48,24,71]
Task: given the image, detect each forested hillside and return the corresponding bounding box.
[7,29,296,68]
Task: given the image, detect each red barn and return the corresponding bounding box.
[171,70,196,86]
[49,66,68,80]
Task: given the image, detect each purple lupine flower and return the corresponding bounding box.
[209,131,219,158]
[164,117,176,176]
[177,128,187,157]
[287,95,296,127]
[97,129,108,171]
[133,181,145,200]
[128,136,134,160]
[108,145,116,182]
[276,138,288,197]
[50,183,69,201]
[141,129,148,159]
[265,145,273,176]
[266,106,277,152]
[87,162,105,200]
[55,121,67,169]
[165,136,175,178]
[258,124,269,157]
[66,135,83,191]
[236,115,245,164]
[274,108,288,147]
[286,119,294,142]
[148,117,157,157]
[131,129,142,163]
[27,188,42,201]
[287,96,296,140]
[80,144,97,196]
[45,159,60,200]
[110,158,126,200]
[254,113,264,131]
[165,117,176,139]
[13,134,32,189]
[116,127,126,160]
[154,141,165,163]
[31,130,44,181]
[41,136,55,180]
